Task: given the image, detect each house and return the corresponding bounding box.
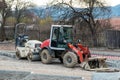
[110,17,120,30]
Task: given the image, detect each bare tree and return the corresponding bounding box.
[50,0,111,46]
[0,0,12,41]
[0,0,34,41]
[14,0,34,24]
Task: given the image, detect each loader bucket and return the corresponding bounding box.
[80,57,108,70]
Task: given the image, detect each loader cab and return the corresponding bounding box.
[50,25,73,50]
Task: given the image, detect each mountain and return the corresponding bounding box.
[111,4,120,17]
[30,4,120,20]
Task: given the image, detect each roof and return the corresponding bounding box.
[110,17,120,30]
[97,17,120,30]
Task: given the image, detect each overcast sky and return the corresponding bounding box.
[32,0,120,7]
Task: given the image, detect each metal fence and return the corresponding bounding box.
[106,30,120,49]
[4,27,120,49]
[5,27,50,41]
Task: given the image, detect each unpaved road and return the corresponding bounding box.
[0,42,120,80]
[0,55,92,80]
[0,42,15,51]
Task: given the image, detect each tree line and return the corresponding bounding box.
[0,0,111,47]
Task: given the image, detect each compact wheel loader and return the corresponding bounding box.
[39,25,117,71]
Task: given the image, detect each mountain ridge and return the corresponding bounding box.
[30,4,120,20]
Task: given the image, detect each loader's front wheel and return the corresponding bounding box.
[63,52,78,68]
[41,49,52,64]
[16,50,21,60]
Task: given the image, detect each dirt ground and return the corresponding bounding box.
[0,42,93,80]
[0,55,92,80]
[0,42,15,51]
[0,42,120,80]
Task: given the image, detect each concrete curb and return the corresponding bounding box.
[0,70,31,80]
[90,50,120,57]
[0,70,83,80]
[0,50,16,58]
[0,50,120,59]
[22,74,83,80]
[92,72,120,80]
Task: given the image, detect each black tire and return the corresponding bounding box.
[41,49,52,64]
[16,50,21,60]
[63,52,78,68]
[27,52,34,62]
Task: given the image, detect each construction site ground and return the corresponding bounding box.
[0,42,120,80]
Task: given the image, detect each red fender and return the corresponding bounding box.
[67,43,84,62]
[40,39,50,49]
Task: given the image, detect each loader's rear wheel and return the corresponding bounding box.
[16,50,21,60]
[27,52,33,62]
[41,49,52,64]
[63,52,78,68]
